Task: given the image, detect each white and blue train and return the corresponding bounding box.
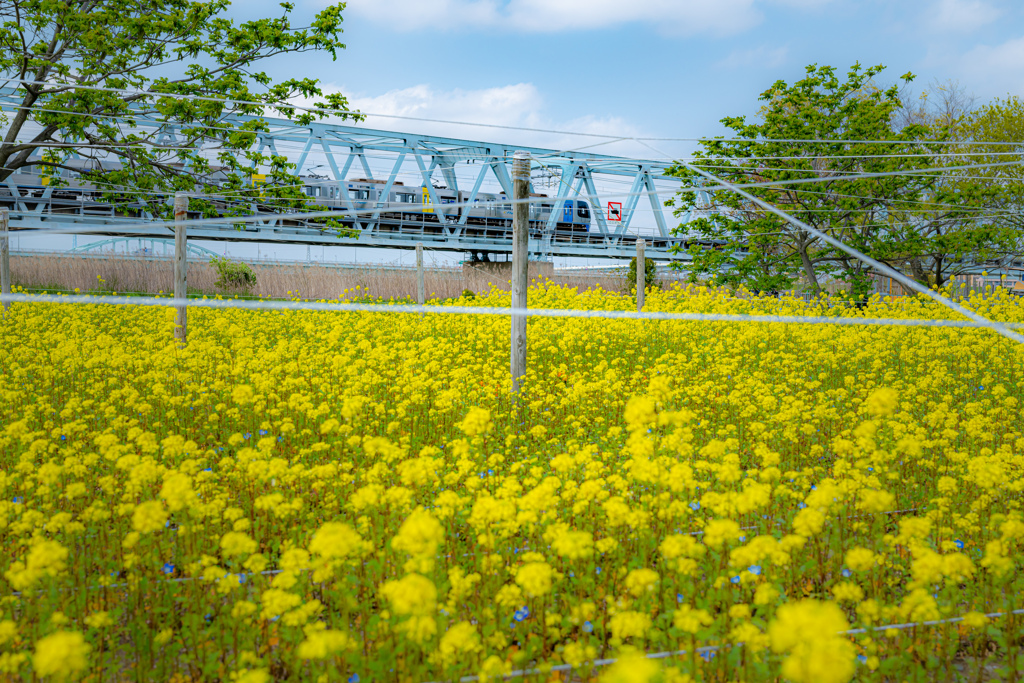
[0,162,600,242]
[301,177,596,240]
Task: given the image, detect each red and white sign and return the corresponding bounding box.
[607,202,622,221]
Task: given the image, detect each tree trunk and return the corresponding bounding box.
[909,258,929,287]
[796,234,821,295]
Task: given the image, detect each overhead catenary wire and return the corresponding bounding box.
[7,155,1023,242]
[3,98,1020,169]
[5,79,1024,147]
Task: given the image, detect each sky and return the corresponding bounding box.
[19,0,1024,265]
[237,0,1024,159]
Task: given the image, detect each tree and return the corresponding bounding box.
[955,96,1024,269]
[666,63,996,296]
[881,79,1019,287]
[626,255,658,294]
[0,0,360,219]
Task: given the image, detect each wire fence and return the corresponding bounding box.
[2,147,1024,681]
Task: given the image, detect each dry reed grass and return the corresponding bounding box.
[9,253,638,301]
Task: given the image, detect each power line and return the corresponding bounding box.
[7,79,1024,147]
[7,157,1020,238]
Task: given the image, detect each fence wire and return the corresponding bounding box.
[2,292,1022,334]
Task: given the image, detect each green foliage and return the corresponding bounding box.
[956,96,1024,261]
[0,0,361,229]
[626,256,659,293]
[210,257,256,292]
[667,63,1010,294]
[461,289,476,300]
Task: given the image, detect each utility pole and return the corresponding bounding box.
[0,209,9,315]
[173,193,188,345]
[511,151,530,394]
[416,242,425,305]
[636,238,646,312]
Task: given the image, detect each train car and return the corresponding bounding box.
[299,175,594,236]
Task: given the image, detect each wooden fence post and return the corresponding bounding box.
[511,150,530,394]
[416,242,425,305]
[0,209,9,315]
[636,238,645,312]
[174,193,188,345]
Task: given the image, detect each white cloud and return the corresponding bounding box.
[347,83,545,129]
[301,82,660,157]
[715,45,789,69]
[955,35,1024,95]
[344,0,763,36]
[929,0,1000,33]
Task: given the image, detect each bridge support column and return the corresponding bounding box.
[462,259,553,282]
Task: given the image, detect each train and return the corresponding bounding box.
[0,161,605,244]
[300,177,599,242]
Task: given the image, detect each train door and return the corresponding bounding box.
[562,200,573,223]
[576,201,591,230]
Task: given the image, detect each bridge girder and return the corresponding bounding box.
[0,89,701,260]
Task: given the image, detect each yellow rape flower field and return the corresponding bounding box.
[2,282,1024,683]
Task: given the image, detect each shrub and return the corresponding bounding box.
[626,256,659,293]
[210,257,256,292]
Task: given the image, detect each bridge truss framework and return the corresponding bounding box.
[0,88,703,261]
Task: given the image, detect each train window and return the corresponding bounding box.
[577,201,590,219]
[351,190,370,200]
[397,193,415,203]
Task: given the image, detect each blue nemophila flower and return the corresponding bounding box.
[842,568,852,578]
[730,576,741,584]
[514,607,530,622]
[748,565,762,576]
[689,502,701,512]
[858,655,868,664]
[700,651,717,662]
[582,621,593,633]
[349,675,359,683]
[955,539,964,550]
[162,563,175,575]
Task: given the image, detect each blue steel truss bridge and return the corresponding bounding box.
[0,92,704,262]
